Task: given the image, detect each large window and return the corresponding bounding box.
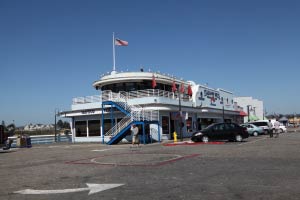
[75,121,87,137]
[88,120,101,136]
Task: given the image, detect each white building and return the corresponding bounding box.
[60,70,246,144]
[234,97,264,123]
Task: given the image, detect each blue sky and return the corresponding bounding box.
[1,0,299,126]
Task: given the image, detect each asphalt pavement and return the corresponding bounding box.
[1,131,300,200]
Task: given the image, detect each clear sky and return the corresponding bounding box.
[1,0,299,126]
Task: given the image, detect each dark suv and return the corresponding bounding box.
[191,122,249,143]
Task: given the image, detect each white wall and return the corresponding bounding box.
[234,97,264,122]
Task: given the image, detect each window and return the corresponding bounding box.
[103,119,114,133]
[214,124,224,131]
[75,121,87,137]
[186,117,193,132]
[88,120,101,136]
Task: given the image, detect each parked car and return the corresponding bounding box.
[247,121,270,134]
[240,124,264,136]
[191,122,249,143]
[249,120,287,134]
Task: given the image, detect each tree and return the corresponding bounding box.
[57,120,64,129]
[6,123,15,136]
[63,121,70,129]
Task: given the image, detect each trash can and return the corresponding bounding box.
[26,136,32,148]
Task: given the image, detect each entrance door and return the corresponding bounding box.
[162,116,170,137]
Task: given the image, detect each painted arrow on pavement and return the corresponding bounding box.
[14,183,124,195]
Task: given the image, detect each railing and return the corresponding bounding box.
[72,89,192,105]
[103,91,160,137]
[105,117,132,136]
[120,89,191,101]
[72,95,101,104]
[102,91,145,120]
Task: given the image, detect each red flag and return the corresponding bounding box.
[152,74,157,89]
[180,83,185,93]
[172,81,177,92]
[211,96,215,102]
[187,84,193,96]
[115,38,128,46]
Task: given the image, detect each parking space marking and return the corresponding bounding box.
[92,148,126,152]
[238,136,268,146]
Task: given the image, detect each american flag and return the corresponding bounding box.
[115,38,128,46]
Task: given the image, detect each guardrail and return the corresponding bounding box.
[8,134,72,147]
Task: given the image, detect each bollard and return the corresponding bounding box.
[173,131,177,143]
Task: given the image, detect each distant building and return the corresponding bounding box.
[23,124,54,131]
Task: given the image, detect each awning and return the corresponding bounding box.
[239,111,248,116]
[249,115,259,121]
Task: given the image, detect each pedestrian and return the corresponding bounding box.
[131,124,139,147]
[268,120,273,138]
[274,119,280,138]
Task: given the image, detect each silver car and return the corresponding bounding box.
[240,124,264,136]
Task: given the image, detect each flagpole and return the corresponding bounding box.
[112,32,116,72]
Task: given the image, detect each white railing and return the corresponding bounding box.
[105,117,132,136]
[72,95,101,104]
[72,89,192,105]
[103,91,160,137]
[102,91,145,121]
[120,89,191,101]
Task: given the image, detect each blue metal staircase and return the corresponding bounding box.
[102,91,158,145]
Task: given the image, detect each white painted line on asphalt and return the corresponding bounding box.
[92,148,126,152]
[14,183,124,196]
[238,137,268,146]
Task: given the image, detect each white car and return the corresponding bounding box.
[254,120,287,133]
[274,124,287,133]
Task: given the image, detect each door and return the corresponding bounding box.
[211,124,225,140]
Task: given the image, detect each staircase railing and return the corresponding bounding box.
[102,91,159,137]
[105,116,132,136]
[102,91,152,121]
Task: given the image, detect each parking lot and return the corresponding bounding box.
[1,131,300,200]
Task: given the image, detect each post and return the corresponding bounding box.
[112,32,116,72]
[102,103,105,144]
[247,105,251,122]
[179,87,183,141]
[54,109,57,142]
[222,105,225,122]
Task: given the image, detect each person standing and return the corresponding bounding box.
[131,124,139,147]
[268,120,273,138]
[274,119,280,138]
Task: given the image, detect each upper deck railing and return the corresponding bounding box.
[72,89,192,105]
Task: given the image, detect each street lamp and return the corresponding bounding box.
[222,105,225,123]
[178,86,183,141]
[247,105,252,122]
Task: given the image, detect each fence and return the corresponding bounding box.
[8,134,72,148]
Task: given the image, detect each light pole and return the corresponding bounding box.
[178,86,183,141]
[247,105,252,122]
[54,109,59,142]
[222,105,225,122]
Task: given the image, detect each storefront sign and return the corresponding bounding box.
[81,110,95,115]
